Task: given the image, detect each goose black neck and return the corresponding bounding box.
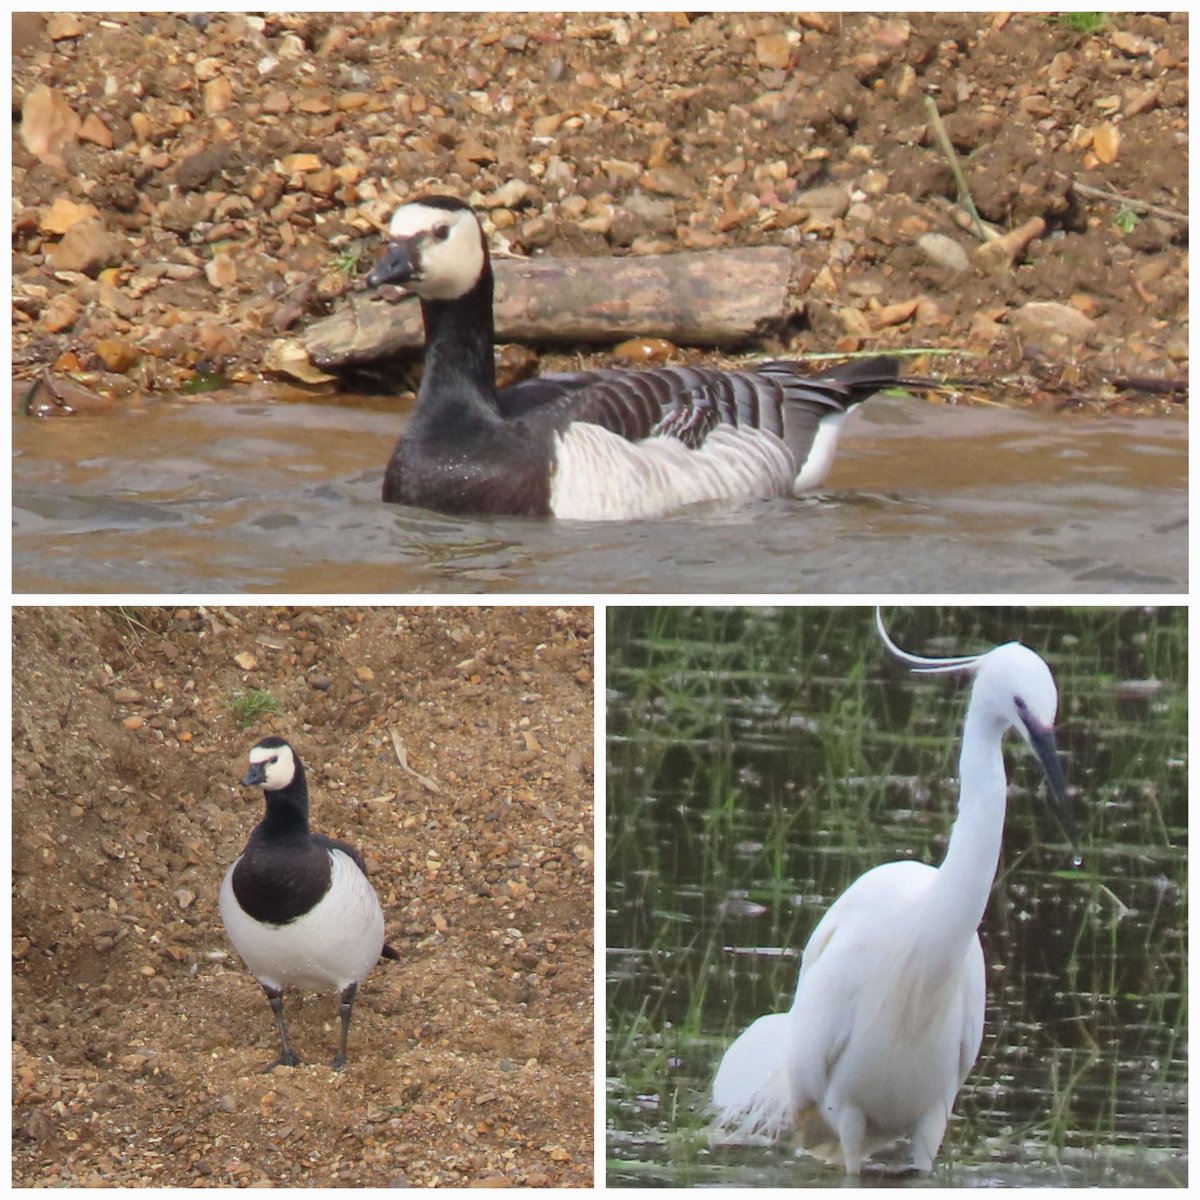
[417,260,498,414]
[257,757,310,840]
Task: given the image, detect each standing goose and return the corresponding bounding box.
[367,195,907,520]
[219,736,397,1071]
[711,612,1079,1174]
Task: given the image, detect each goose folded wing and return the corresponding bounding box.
[495,356,901,450]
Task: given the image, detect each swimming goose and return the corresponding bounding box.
[367,195,907,520]
[219,736,397,1070]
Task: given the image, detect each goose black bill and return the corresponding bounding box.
[368,242,419,289]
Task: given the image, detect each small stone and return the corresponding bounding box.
[46,13,83,39]
[1124,86,1160,118]
[280,152,323,174]
[47,220,127,276]
[1092,122,1121,165]
[639,165,692,197]
[532,113,565,137]
[94,339,140,373]
[303,168,338,197]
[296,92,333,114]
[234,652,258,671]
[613,337,677,363]
[112,687,143,704]
[40,197,100,235]
[203,76,234,116]
[205,253,237,289]
[174,888,196,909]
[40,293,81,333]
[1110,30,1154,57]
[21,85,81,170]
[194,56,223,82]
[1011,301,1097,346]
[754,33,792,69]
[795,184,850,221]
[917,232,970,273]
[78,113,114,148]
[355,666,375,682]
[122,716,144,731]
[482,179,532,209]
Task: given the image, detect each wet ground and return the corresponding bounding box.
[13,394,1186,593]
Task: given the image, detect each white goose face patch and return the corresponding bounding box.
[249,743,295,792]
[386,203,485,301]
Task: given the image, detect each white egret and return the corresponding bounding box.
[711,610,1078,1175]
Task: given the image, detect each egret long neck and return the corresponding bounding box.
[925,705,1009,956]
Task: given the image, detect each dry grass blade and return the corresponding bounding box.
[389,727,442,794]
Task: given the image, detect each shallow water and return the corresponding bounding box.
[606,607,1187,1187]
[12,394,1187,593]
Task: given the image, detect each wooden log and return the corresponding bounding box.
[305,245,803,368]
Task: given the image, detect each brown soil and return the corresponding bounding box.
[12,605,594,1187]
[12,12,1187,415]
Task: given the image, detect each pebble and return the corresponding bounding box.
[1011,301,1097,347]
[94,339,140,373]
[40,293,81,333]
[47,221,128,276]
[40,197,100,236]
[917,233,970,273]
[205,254,238,289]
[795,184,851,221]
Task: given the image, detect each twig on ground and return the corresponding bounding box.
[1067,178,1188,226]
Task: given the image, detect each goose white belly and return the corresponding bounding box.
[549,423,798,520]
[219,849,385,993]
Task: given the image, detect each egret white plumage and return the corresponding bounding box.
[711,610,1079,1175]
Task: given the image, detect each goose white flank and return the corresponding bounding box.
[368,195,915,520]
[219,736,398,1071]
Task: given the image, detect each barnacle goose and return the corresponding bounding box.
[367,195,907,520]
[219,736,398,1071]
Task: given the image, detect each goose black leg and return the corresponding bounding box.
[261,984,301,1070]
[331,981,358,1071]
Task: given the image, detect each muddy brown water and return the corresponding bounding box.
[12,395,1186,594]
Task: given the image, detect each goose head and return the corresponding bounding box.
[242,736,297,792]
[367,195,487,301]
